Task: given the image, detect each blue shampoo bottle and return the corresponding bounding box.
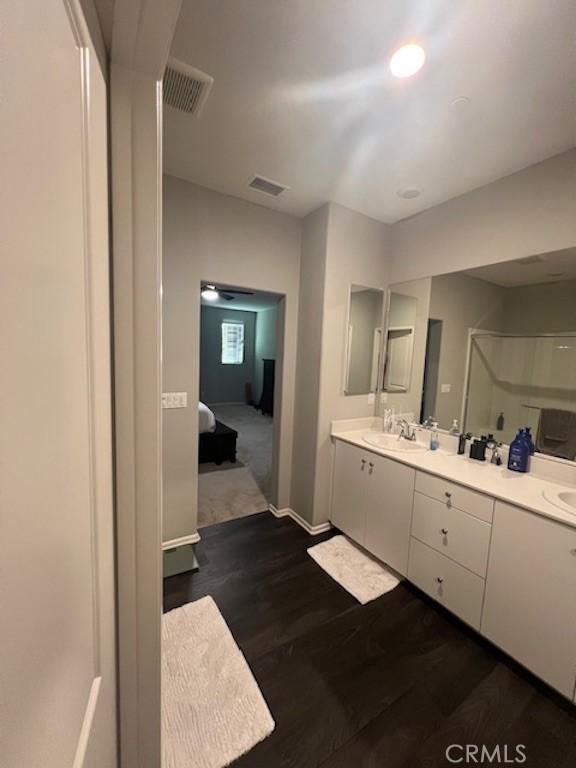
[508,429,530,473]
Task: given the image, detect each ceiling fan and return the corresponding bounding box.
[200,284,255,301]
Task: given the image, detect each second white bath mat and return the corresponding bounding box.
[308,535,400,604]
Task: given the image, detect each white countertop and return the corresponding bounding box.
[332,427,576,530]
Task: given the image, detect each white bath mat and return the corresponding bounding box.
[308,535,400,605]
[162,596,275,768]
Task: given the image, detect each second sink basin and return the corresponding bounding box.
[363,433,427,453]
[543,488,576,516]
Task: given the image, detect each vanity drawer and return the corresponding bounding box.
[415,471,494,523]
[408,538,485,630]
[411,492,492,576]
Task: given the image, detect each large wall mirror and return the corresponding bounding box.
[344,285,384,396]
[382,247,576,461]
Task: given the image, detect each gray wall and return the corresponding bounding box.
[200,306,256,404]
[163,176,301,542]
[391,150,576,284]
[254,306,278,403]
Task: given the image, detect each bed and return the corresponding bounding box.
[198,401,238,465]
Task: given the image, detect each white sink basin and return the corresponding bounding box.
[363,433,427,453]
[543,488,576,516]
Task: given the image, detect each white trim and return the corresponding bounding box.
[269,504,332,536]
[162,532,201,550]
[72,677,102,768]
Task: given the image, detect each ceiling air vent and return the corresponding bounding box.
[248,175,289,197]
[163,57,213,116]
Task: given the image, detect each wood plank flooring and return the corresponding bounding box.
[163,512,576,768]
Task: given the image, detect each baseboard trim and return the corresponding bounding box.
[269,504,332,536]
[162,532,201,551]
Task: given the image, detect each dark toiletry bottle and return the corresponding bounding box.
[458,432,472,455]
[508,429,530,473]
[469,438,487,461]
[523,426,535,456]
[496,412,505,431]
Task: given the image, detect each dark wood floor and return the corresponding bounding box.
[163,512,576,768]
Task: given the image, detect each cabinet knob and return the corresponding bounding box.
[444,491,452,498]
[441,528,448,536]
[436,577,444,584]
[368,462,374,475]
[361,459,366,471]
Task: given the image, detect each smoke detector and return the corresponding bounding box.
[397,187,421,200]
[248,175,289,197]
[163,57,214,116]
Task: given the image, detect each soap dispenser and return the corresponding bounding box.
[508,429,530,473]
[429,422,440,451]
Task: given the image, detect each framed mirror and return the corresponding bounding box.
[344,285,384,396]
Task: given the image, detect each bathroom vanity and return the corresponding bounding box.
[330,424,576,702]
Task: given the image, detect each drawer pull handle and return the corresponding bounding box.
[368,462,374,475]
[444,491,452,498]
[441,528,449,536]
[361,459,366,471]
[436,577,444,584]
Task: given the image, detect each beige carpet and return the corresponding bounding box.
[308,535,400,605]
[162,596,275,768]
[198,466,268,528]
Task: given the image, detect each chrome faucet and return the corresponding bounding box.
[397,419,417,442]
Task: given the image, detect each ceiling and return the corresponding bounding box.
[200,284,281,312]
[164,0,576,223]
[464,248,576,287]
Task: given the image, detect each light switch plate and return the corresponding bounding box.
[162,392,188,409]
[441,383,451,394]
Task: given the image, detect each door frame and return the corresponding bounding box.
[196,282,287,519]
[108,1,181,766]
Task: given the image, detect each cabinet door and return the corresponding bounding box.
[330,440,369,545]
[364,454,415,575]
[482,502,576,698]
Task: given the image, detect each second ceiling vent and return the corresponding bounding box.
[163,57,214,117]
[248,175,289,197]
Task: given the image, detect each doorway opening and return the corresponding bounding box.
[197,283,282,528]
[420,318,443,423]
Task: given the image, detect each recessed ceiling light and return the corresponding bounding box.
[397,187,421,200]
[390,44,426,79]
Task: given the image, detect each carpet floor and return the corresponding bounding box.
[210,404,273,499]
[162,595,275,768]
[197,404,273,528]
[198,467,268,529]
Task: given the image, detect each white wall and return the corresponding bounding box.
[291,205,328,524]
[313,203,391,525]
[163,176,301,542]
[391,150,576,283]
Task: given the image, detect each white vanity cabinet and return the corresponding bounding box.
[482,501,576,699]
[330,439,415,575]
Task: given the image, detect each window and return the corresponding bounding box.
[221,321,245,364]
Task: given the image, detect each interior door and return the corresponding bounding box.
[1,1,117,766]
